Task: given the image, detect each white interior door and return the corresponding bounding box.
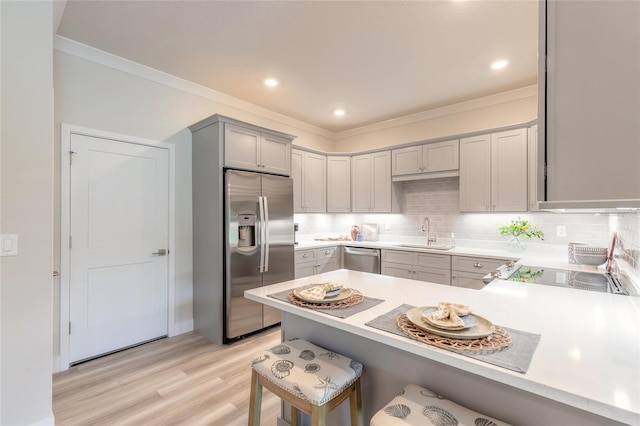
[69,133,169,364]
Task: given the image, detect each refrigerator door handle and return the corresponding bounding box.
[263,196,270,272]
[258,196,266,273]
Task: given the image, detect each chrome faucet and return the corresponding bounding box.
[421,217,437,246]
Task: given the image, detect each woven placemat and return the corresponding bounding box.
[287,289,364,309]
[397,314,512,353]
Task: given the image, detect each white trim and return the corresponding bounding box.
[53,35,334,139]
[53,35,537,142]
[28,413,55,426]
[59,124,177,371]
[334,85,538,139]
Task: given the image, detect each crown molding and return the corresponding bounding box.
[53,35,335,139]
[334,85,538,140]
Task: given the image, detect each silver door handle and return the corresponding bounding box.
[258,196,266,273]
[152,249,167,256]
[263,196,270,272]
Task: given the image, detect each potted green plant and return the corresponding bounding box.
[498,217,544,251]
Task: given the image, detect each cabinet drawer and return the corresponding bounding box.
[317,247,338,261]
[415,252,450,269]
[381,250,413,265]
[295,249,316,264]
[451,256,508,273]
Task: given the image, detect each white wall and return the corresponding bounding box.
[332,88,538,152]
[52,45,336,364]
[1,1,54,425]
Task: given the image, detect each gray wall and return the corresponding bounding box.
[1,2,54,424]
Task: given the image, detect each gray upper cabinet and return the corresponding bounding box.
[392,139,459,181]
[460,128,528,212]
[224,122,292,176]
[292,149,326,213]
[327,156,351,213]
[352,151,392,213]
[539,0,640,209]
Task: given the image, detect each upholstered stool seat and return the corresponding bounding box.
[370,384,510,426]
[249,338,363,426]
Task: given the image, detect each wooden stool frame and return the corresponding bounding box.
[248,369,363,426]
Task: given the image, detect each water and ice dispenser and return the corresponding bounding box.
[237,214,256,248]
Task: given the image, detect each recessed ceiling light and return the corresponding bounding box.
[334,109,345,117]
[491,59,510,70]
[264,78,278,87]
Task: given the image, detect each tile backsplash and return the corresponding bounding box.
[295,178,640,274]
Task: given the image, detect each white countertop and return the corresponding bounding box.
[246,269,640,424]
[295,239,628,274]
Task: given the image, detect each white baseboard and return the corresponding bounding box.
[52,355,61,373]
[29,413,55,426]
[171,318,194,336]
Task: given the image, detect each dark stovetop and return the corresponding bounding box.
[503,265,626,294]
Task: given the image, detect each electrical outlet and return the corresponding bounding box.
[385,222,391,230]
[556,225,566,237]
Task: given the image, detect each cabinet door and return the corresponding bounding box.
[392,146,422,176]
[381,262,414,279]
[302,152,326,212]
[491,129,528,212]
[413,266,451,286]
[351,154,372,212]
[528,125,539,211]
[451,271,486,290]
[327,156,351,212]
[224,123,260,172]
[295,262,316,279]
[459,134,491,212]
[543,1,640,205]
[261,133,291,176]
[291,150,304,213]
[371,151,391,212]
[423,140,459,173]
[316,257,339,274]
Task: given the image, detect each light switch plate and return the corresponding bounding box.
[0,234,18,256]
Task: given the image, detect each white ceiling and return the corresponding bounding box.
[56,0,538,133]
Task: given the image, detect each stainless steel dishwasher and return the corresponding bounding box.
[344,246,381,274]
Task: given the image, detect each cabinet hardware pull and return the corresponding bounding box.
[303,253,309,258]
[473,262,483,268]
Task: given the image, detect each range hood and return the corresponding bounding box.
[538,199,640,213]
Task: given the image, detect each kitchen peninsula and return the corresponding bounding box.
[245,269,640,425]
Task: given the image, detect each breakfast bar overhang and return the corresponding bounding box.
[245,269,640,426]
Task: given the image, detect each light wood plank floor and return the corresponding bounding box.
[53,328,282,426]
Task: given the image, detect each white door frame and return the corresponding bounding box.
[59,123,176,371]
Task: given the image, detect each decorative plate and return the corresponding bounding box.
[406,307,495,339]
[292,285,353,304]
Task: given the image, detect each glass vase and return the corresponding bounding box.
[506,235,527,252]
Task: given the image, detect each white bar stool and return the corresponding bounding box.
[248,338,363,426]
[370,384,511,426]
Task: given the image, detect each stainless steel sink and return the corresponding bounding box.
[394,244,453,250]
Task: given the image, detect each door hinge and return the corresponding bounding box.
[69,150,76,165]
[69,235,72,249]
[68,322,71,335]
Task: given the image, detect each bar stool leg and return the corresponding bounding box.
[349,377,363,426]
[248,370,262,426]
[310,403,327,426]
[290,404,298,426]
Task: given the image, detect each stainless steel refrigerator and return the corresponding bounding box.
[224,170,294,341]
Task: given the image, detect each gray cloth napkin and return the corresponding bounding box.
[364,304,541,374]
[268,288,385,319]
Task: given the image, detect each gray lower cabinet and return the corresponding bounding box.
[451,255,512,289]
[295,246,340,279]
[381,249,451,285]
